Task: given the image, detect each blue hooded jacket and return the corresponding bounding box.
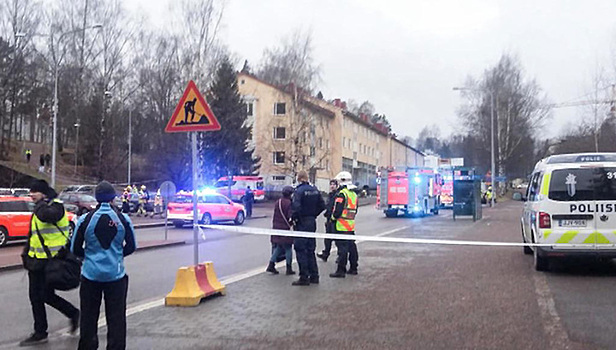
[71,203,137,282]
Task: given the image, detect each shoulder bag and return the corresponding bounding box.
[34,222,81,291]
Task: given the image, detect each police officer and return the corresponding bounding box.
[330,171,359,278]
[317,179,338,262]
[291,170,325,286]
[20,180,79,347]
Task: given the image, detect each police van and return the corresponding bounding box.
[522,153,616,271]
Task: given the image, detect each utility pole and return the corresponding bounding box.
[128,109,132,185]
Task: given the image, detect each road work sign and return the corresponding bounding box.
[165,80,221,133]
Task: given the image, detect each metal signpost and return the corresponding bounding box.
[159,180,177,241]
[164,80,221,265]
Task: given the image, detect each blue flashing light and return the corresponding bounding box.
[197,187,218,196]
[413,205,421,212]
[413,176,421,184]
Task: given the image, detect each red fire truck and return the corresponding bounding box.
[439,167,454,208]
[376,167,442,217]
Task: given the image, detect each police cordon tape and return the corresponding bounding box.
[202,224,563,248]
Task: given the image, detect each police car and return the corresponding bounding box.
[522,153,616,271]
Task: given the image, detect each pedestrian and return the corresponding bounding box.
[152,190,164,218]
[38,154,45,174]
[330,172,359,278]
[25,149,32,163]
[136,185,148,217]
[44,154,51,169]
[291,170,325,286]
[71,181,137,350]
[266,186,295,275]
[121,186,131,214]
[243,186,254,218]
[19,179,79,347]
[317,179,338,262]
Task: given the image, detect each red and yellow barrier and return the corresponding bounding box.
[165,262,226,307]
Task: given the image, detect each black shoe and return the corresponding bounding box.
[286,265,296,275]
[266,262,279,274]
[292,278,310,286]
[347,270,358,275]
[329,271,346,278]
[316,253,328,262]
[70,310,80,334]
[309,276,319,284]
[19,333,48,347]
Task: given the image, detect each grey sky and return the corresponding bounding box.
[126,0,616,141]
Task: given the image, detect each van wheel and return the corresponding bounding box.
[522,226,532,255]
[234,211,245,225]
[0,226,7,247]
[433,206,439,215]
[385,210,397,218]
[201,213,212,225]
[534,247,549,271]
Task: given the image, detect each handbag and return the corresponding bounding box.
[278,199,293,231]
[34,222,81,291]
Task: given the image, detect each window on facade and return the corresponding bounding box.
[273,152,285,164]
[273,127,286,139]
[246,102,253,116]
[274,103,286,115]
[310,146,316,157]
[302,155,306,165]
[318,137,323,148]
[343,137,346,148]
[326,159,329,170]
[327,140,330,149]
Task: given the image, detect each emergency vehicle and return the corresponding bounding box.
[167,190,246,228]
[377,167,442,217]
[522,153,616,271]
[0,196,76,247]
[215,176,265,202]
[439,167,454,208]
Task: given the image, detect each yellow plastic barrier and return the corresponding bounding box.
[165,266,205,307]
[202,262,226,296]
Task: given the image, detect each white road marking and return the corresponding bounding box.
[532,273,570,349]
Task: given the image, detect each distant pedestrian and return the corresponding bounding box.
[25,149,32,163]
[71,181,137,350]
[121,186,131,214]
[243,186,254,218]
[317,179,338,262]
[20,179,79,347]
[291,171,325,286]
[44,154,51,169]
[266,186,295,275]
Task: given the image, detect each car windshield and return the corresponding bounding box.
[549,167,616,201]
[215,180,237,188]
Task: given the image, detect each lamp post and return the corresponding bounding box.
[453,87,496,207]
[128,108,132,185]
[48,24,102,188]
[74,122,80,176]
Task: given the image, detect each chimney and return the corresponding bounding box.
[333,98,341,107]
[341,101,347,110]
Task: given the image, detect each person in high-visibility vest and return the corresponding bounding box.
[20,180,79,347]
[329,171,359,278]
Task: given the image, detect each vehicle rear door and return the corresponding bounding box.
[544,168,596,250]
[593,166,616,250]
[0,200,31,237]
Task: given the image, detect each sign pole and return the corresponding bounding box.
[164,200,168,241]
[192,132,199,266]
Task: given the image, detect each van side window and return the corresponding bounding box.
[528,172,542,202]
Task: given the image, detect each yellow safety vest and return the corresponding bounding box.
[28,199,70,259]
[334,188,357,232]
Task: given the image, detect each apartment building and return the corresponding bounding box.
[237,72,424,193]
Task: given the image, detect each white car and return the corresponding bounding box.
[521,153,616,271]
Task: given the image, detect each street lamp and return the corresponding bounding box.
[74,123,80,176]
[49,24,102,188]
[453,86,496,207]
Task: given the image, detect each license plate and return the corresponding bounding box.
[558,220,586,227]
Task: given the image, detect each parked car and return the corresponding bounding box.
[58,192,98,215]
[167,191,246,228]
[0,196,76,247]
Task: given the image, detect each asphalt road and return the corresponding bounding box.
[2,201,616,348]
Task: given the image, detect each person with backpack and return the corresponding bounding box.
[266,186,295,275]
[71,181,137,350]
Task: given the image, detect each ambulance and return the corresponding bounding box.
[439,167,454,208]
[377,167,442,217]
[522,153,616,271]
[215,176,265,202]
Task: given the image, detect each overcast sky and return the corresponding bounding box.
[125,0,616,141]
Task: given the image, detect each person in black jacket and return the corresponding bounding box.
[291,171,325,286]
[317,179,338,262]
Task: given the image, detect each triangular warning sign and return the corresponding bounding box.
[165,80,221,133]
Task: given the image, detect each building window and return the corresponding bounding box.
[318,137,323,148]
[302,155,306,165]
[273,127,286,139]
[327,140,330,149]
[326,159,329,170]
[343,137,346,148]
[273,152,285,164]
[310,146,316,157]
[246,102,253,116]
[274,103,286,115]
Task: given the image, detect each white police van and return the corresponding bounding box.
[522,153,616,271]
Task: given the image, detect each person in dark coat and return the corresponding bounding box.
[291,171,325,286]
[317,179,338,262]
[243,186,254,218]
[266,186,295,275]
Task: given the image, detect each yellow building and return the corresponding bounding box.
[237,72,424,193]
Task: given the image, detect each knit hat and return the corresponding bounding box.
[282,186,294,197]
[95,181,117,203]
[30,179,52,196]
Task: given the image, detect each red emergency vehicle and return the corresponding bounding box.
[376,167,442,217]
[215,176,265,202]
[439,167,454,208]
[167,190,246,228]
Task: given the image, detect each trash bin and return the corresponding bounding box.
[453,179,482,221]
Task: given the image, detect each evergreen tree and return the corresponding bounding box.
[200,57,259,182]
